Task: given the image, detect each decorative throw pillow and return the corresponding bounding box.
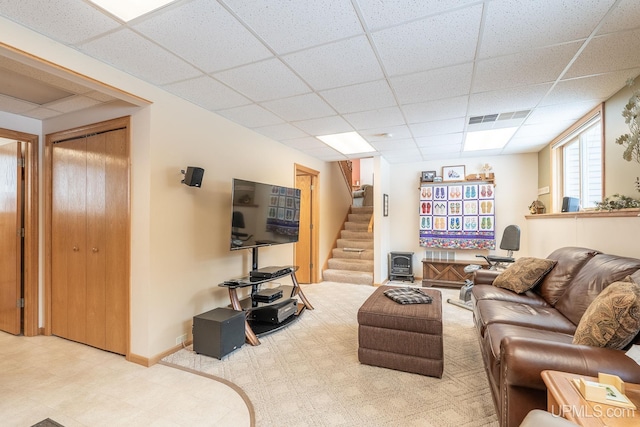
[573,277,640,349]
[492,257,557,294]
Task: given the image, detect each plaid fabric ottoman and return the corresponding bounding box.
[357,285,443,378]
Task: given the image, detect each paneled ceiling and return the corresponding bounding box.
[1,0,640,163]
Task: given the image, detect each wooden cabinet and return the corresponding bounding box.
[50,118,129,355]
[422,259,487,288]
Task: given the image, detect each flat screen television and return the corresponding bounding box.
[230,178,301,251]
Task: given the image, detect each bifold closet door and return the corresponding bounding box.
[51,128,127,354]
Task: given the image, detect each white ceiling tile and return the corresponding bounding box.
[261,93,335,122]
[380,148,422,163]
[542,71,640,106]
[283,36,384,91]
[221,0,363,54]
[370,138,416,152]
[373,5,482,76]
[45,95,101,113]
[0,0,120,44]
[280,136,328,150]
[0,93,37,114]
[291,116,353,136]
[410,118,466,138]
[22,107,62,120]
[253,123,309,141]
[390,63,474,105]
[344,106,405,130]
[402,96,468,124]
[361,125,413,142]
[415,133,464,147]
[79,29,201,85]
[564,29,640,79]
[164,75,251,111]
[132,0,272,73]
[479,0,616,58]
[526,101,599,125]
[213,58,310,102]
[356,0,480,30]
[598,0,640,35]
[217,104,284,128]
[468,84,552,116]
[296,145,348,161]
[473,42,582,93]
[320,80,396,114]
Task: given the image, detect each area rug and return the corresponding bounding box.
[161,282,498,427]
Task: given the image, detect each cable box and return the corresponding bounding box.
[252,287,283,303]
[250,266,292,279]
[248,299,297,324]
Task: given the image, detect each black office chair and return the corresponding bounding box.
[447,225,521,311]
[476,224,521,270]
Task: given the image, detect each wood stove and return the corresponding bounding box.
[389,252,414,282]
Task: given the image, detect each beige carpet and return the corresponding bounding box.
[161,282,498,427]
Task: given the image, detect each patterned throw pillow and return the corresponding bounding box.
[573,278,640,349]
[493,257,557,294]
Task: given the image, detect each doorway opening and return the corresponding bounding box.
[294,164,319,284]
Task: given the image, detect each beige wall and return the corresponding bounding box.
[0,18,350,359]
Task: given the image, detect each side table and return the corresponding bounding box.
[542,370,640,427]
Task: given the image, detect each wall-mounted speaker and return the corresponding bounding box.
[182,166,204,187]
[561,196,579,212]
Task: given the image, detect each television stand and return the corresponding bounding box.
[219,266,313,346]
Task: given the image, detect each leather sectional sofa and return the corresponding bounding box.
[470,247,640,427]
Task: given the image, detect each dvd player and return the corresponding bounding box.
[250,266,292,279]
[248,299,297,324]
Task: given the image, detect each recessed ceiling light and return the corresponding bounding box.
[317,131,376,155]
[88,0,176,22]
[463,127,518,151]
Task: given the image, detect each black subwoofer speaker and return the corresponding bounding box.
[193,307,244,359]
[182,166,204,187]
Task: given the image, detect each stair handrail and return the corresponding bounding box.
[338,160,353,196]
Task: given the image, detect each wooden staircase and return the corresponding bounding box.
[323,205,374,285]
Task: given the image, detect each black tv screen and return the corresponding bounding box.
[230,178,301,251]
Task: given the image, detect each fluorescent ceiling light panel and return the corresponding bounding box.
[317,131,376,155]
[464,127,518,151]
[89,0,176,21]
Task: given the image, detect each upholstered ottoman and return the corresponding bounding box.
[357,285,443,377]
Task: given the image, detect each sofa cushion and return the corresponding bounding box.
[471,284,550,306]
[555,254,640,325]
[535,247,600,306]
[493,257,556,293]
[573,277,640,349]
[474,299,577,337]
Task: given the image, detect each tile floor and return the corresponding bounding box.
[0,332,252,427]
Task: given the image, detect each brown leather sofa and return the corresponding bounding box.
[470,247,640,427]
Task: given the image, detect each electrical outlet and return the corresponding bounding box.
[176,334,187,345]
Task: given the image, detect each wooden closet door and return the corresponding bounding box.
[51,139,87,342]
[0,141,22,335]
[102,128,128,354]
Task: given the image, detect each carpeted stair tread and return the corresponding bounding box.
[327,258,374,272]
[332,248,374,260]
[340,230,373,240]
[347,213,372,223]
[322,269,373,285]
[337,239,373,249]
[344,222,369,231]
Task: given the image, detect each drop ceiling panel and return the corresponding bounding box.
[479,0,615,58]
[261,93,335,122]
[280,136,328,150]
[46,95,102,113]
[320,80,396,114]
[221,0,363,54]
[344,106,405,130]
[468,84,552,116]
[415,133,464,148]
[410,118,466,138]
[390,63,474,105]
[282,36,384,91]
[213,58,310,102]
[0,0,120,44]
[0,67,72,104]
[598,0,640,34]
[526,101,598,125]
[79,28,202,85]
[402,96,468,124]
[0,93,38,114]
[356,0,479,31]
[361,125,413,142]
[253,123,309,141]
[218,104,284,128]
[291,115,353,136]
[373,5,482,76]
[132,0,272,73]
[163,76,251,111]
[564,29,640,79]
[378,147,422,163]
[473,42,582,93]
[542,71,640,106]
[370,138,416,152]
